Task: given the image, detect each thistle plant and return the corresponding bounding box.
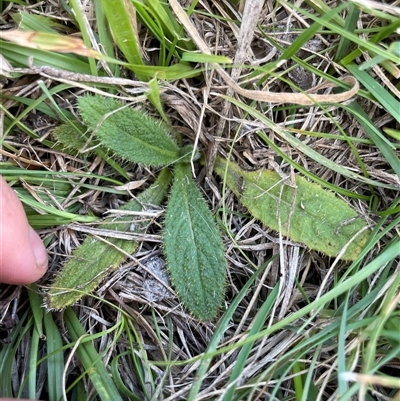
[48,95,226,321]
[48,96,370,320]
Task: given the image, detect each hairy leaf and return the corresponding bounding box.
[78,96,180,166]
[164,163,226,321]
[47,168,173,309]
[214,158,370,261]
[52,121,100,154]
[52,121,130,180]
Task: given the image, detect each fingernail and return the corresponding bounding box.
[29,226,48,271]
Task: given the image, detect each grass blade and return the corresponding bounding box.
[346,63,400,124]
[43,312,65,401]
[0,312,31,398]
[220,94,398,190]
[64,307,123,401]
[335,2,360,61]
[99,0,145,79]
[221,283,279,401]
[282,0,400,64]
[342,100,400,178]
[187,258,276,400]
[68,0,98,75]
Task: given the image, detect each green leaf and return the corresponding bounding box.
[119,62,200,80]
[164,163,226,321]
[346,63,400,125]
[342,99,400,178]
[0,39,94,75]
[181,52,232,64]
[43,311,64,401]
[47,168,173,309]
[383,128,400,141]
[334,2,360,61]
[53,121,99,153]
[99,0,145,80]
[215,158,370,261]
[64,307,124,401]
[52,121,130,180]
[78,95,181,166]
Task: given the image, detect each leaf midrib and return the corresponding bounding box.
[181,176,209,305]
